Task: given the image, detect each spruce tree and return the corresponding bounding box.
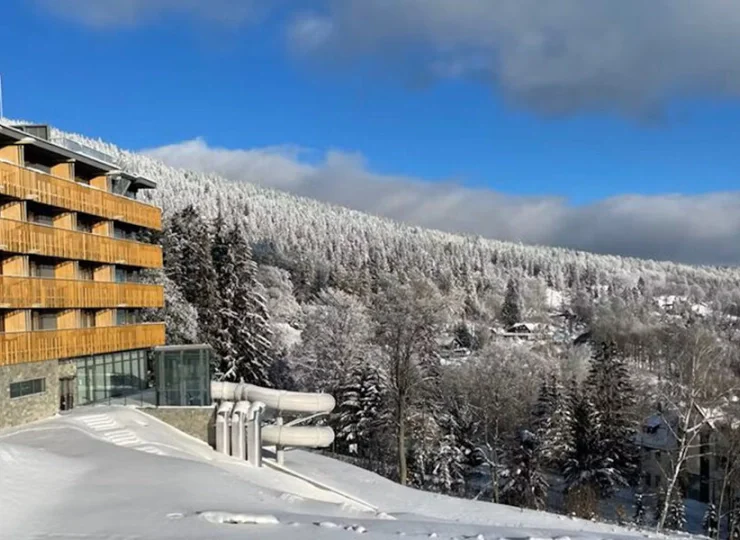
[703,503,718,538]
[562,380,625,499]
[633,492,646,526]
[501,278,523,327]
[161,205,219,342]
[211,221,272,385]
[502,429,549,510]
[664,491,686,531]
[584,341,638,485]
[533,375,572,469]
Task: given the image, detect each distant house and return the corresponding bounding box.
[636,406,733,504]
[506,322,537,334]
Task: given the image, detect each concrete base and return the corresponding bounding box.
[138,406,216,447]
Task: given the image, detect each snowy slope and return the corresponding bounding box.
[0,406,677,540]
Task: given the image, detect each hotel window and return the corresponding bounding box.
[80,310,96,328]
[32,311,58,331]
[78,263,95,281]
[30,258,56,278]
[10,378,46,399]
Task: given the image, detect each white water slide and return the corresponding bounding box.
[211,382,336,466]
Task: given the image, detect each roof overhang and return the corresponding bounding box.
[0,123,117,174]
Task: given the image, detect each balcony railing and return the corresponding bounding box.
[0,323,166,366]
[0,276,164,309]
[0,218,163,269]
[0,160,162,230]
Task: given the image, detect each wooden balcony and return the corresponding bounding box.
[0,323,166,366]
[0,276,164,309]
[0,218,163,268]
[0,160,162,230]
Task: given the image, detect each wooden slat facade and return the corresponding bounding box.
[0,218,163,268]
[0,160,162,230]
[0,276,164,309]
[0,323,166,366]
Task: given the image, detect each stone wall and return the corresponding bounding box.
[139,406,215,446]
[0,360,59,429]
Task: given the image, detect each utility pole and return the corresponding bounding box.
[0,74,4,119]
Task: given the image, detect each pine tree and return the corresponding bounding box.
[664,491,686,531]
[584,341,638,485]
[633,492,646,526]
[533,375,572,469]
[211,220,272,385]
[502,429,549,510]
[501,278,523,327]
[562,380,625,499]
[161,205,219,342]
[703,503,718,538]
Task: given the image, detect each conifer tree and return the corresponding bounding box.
[664,491,686,531]
[211,220,272,385]
[584,341,638,484]
[501,278,523,327]
[563,380,625,499]
[633,491,646,526]
[703,503,719,538]
[502,429,549,510]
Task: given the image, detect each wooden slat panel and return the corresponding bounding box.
[0,218,163,268]
[0,277,164,309]
[0,161,162,230]
[0,323,166,366]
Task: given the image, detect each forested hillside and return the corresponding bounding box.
[47,126,740,532]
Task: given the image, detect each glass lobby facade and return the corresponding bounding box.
[76,349,149,405]
[153,345,212,406]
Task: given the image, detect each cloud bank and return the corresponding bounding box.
[37,0,740,115]
[147,139,740,266]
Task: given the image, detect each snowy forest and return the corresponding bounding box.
[47,126,740,534]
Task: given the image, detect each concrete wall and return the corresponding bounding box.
[139,406,215,447]
[0,360,59,429]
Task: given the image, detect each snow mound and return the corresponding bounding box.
[199,511,280,525]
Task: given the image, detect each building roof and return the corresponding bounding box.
[0,123,156,189]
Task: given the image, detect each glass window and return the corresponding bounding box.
[9,378,46,399]
[32,311,58,331]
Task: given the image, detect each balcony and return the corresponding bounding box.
[0,160,162,230]
[0,276,164,309]
[0,323,166,366]
[0,218,163,269]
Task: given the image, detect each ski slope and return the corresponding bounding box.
[0,406,676,539]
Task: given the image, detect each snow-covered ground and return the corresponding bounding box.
[1,406,678,539]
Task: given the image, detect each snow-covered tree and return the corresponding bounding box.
[501,278,523,327]
[584,341,638,484]
[633,492,646,526]
[211,219,272,385]
[563,380,626,499]
[664,491,686,531]
[502,429,548,510]
[334,361,388,457]
[532,375,572,469]
[702,503,718,538]
[373,276,447,486]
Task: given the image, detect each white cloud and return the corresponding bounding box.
[146,138,740,266]
[36,1,740,114]
[287,0,740,116]
[34,0,267,28]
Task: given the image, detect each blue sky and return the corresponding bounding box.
[2,1,740,263]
